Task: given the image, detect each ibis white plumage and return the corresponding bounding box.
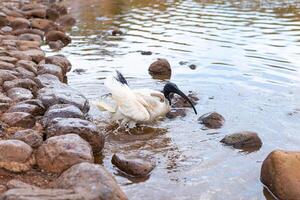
[97,71,197,128]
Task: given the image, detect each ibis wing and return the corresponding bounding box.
[105,76,150,122]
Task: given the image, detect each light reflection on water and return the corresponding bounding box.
[50,0,300,199]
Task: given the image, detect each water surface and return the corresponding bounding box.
[49,0,300,199]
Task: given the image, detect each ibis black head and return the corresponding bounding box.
[163,82,197,114]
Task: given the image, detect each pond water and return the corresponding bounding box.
[49,0,300,199]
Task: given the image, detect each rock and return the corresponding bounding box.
[0,93,12,104]
[35,73,61,88]
[172,92,199,108]
[141,51,152,55]
[30,18,59,32]
[7,101,45,116]
[45,55,71,73]
[7,87,33,102]
[0,61,14,70]
[112,29,123,36]
[43,104,85,126]
[0,14,9,27]
[189,64,197,70]
[48,40,65,50]
[18,33,42,43]
[12,28,44,38]
[21,3,46,11]
[1,26,12,33]
[0,121,8,136]
[2,179,82,200]
[37,83,89,113]
[166,108,187,119]
[49,4,68,16]
[46,7,60,21]
[16,66,36,79]
[23,49,45,63]
[220,131,262,151]
[37,63,64,81]
[46,118,104,153]
[148,58,171,79]
[0,184,6,193]
[198,112,225,129]
[8,51,32,61]
[36,134,94,173]
[0,70,18,83]
[0,103,10,114]
[57,15,76,27]
[10,17,30,30]
[0,140,35,172]
[72,68,86,74]
[261,150,300,200]
[0,56,18,64]
[3,78,38,93]
[12,129,43,148]
[45,30,71,46]
[23,9,46,18]
[112,154,155,177]
[1,112,35,128]
[16,40,40,50]
[54,162,128,200]
[15,60,37,73]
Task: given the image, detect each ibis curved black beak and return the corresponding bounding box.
[163,82,197,115]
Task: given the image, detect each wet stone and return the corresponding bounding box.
[37,134,94,173]
[172,92,199,108]
[189,64,197,70]
[18,33,42,43]
[1,112,36,128]
[0,139,34,172]
[23,49,45,63]
[35,73,61,88]
[166,108,187,119]
[16,67,36,79]
[8,51,32,61]
[220,131,262,151]
[45,30,71,46]
[3,78,38,93]
[112,29,123,36]
[112,154,156,177]
[140,51,152,55]
[12,129,43,148]
[261,150,300,200]
[37,83,90,113]
[45,55,72,73]
[43,104,85,127]
[54,162,128,200]
[7,87,33,102]
[10,17,30,30]
[0,56,18,64]
[7,101,45,116]
[148,58,172,79]
[0,61,14,70]
[46,118,104,153]
[37,63,64,81]
[1,26,12,33]
[198,112,225,129]
[48,40,65,50]
[15,60,37,73]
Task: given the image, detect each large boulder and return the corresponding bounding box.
[36,134,94,173]
[54,162,128,200]
[45,30,71,46]
[198,112,225,129]
[35,73,61,88]
[46,118,104,153]
[1,112,36,128]
[0,140,35,172]
[37,83,89,113]
[45,55,71,74]
[148,58,171,79]
[37,63,64,81]
[261,150,300,200]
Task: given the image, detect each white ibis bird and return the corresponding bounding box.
[97,71,197,128]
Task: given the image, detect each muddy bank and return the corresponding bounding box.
[0,0,127,199]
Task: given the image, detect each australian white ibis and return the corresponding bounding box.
[97,71,197,128]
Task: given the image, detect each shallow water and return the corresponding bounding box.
[48,0,300,199]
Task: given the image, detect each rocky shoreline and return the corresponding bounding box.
[0,0,128,199]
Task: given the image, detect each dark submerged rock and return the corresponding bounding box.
[140,51,152,55]
[220,131,262,151]
[166,108,187,119]
[112,154,156,177]
[198,112,225,129]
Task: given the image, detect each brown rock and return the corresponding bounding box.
[10,17,30,30]
[43,104,85,126]
[149,58,171,79]
[0,26,12,34]
[46,8,60,21]
[23,9,46,18]
[21,4,46,11]
[18,33,42,43]
[49,4,67,16]
[45,55,71,73]
[12,129,43,148]
[7,101,45,116]
[0,103,10,114]
[37,83,89,113]
[23,49,45,63]
[48,40,65,50]
[0,61,14,70]
[45,30,71,46]
[3,78,38,93]
[261,150,300,200]
[16,60,37,73]
[220,131,262,151]
[54,162,128,200]
[166,108,187,119]
[8,51,32,61]
[0,140,34,172]
[7,87,33,102]
[16,40,40,49]
[0,70,18,83]
[0,56,17,64]
[37,134,94,173]
[46,118,104,153]
[57,15,76,27]
[1,112,35,128]
[12,28,44,38]
[16,67,36,79]
[112,154,156,177]
[37,63,64,81]
[171,92,199,108]
[198,112,225,129]
[30,18,60,32]
[0,13,9,27]
[0,93,12,104]
[2,8,23,18]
